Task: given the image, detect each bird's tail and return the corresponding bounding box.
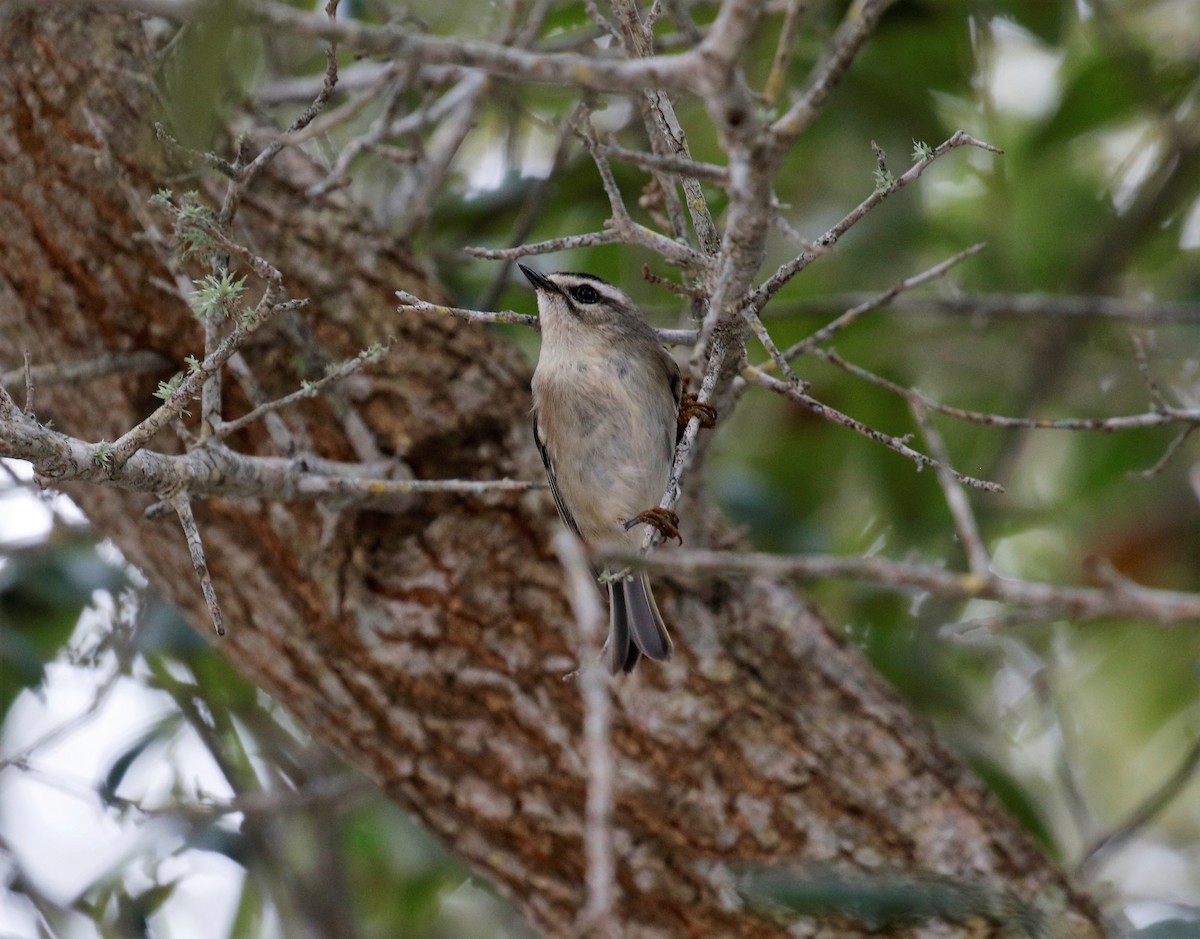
[605,573,673,674]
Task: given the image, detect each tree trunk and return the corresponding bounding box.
[0,11,1107,938]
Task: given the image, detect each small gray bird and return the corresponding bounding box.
[521,264,685,674]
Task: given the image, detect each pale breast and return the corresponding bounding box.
[533,351,675,545]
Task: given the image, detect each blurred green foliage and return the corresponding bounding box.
[0,528,533,938]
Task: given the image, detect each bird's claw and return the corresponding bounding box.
[626,507,682,545]
[678,392,717,432]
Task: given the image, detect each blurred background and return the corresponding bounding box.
[3,0,1200,935]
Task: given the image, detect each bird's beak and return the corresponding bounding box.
[518,264,560,294]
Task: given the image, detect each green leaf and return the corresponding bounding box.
[160,0,261,150]
[0,538,126,716]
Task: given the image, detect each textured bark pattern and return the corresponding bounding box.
[0,12,1106,938]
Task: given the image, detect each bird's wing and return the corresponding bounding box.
[532,415,583,539]
[661,350,686,446]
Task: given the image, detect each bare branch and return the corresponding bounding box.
[21,350,34,415]
[607,547,1200,626]
[30,0,700,94]
[106,299,302,469]
[783,243,988,360]
[771,0,904,144]
[639,326,727,553]
[1129,426,1195,479]
[575,118,709,269]
[741,305,807,389]
[610,0,721,255]
[773,291,1200,324]
[167,488,225,636]
[223,0,342,220]
[0,399,542,510]
[554,532,619,938]
[1130,332,1167,411]
[742,366,1004,491]
[397,292,540,330]
[395,73,491,239]
[213,344,391,441]
[396,292,696,346]
[0,351,169,391]
[277,63,407,147]
[762,0,813,105]
[911,401,991,577]
[750,133,1001,312]
[152,122,238,178]
[224,352,309,453]
[817,348,1200,433]
[1078,734,1200,875]
[463,229,624,260]
[600,142,729,183]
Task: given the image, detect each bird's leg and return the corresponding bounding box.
[625,507,682,545]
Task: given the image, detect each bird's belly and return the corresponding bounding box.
[534,363,673,544]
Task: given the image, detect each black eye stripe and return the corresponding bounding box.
[570,284,601,304]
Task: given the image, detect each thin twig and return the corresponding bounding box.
[22,351,34,415]
[750,134,1001,313]
[743,366,1004,491]
[200,277,226,439]
[608,0,692,248]
[782,243,987,361]
[220,0,342,222]
[640,327,727,553]
[153,123,239,177]
[397,292,540,330]
[762,0,812,104]
[1030,667,1095,846]
[574,115,709,270]
[167,488,225,637]
[816,348,1199,433]
[463,229,623,260]
[303,76,410,196]
[105,299,304,470]
[554,532,619,938]
[1129,426,1195,479]
[1131,332,1167,410]
[0,351,169,391]
[396,73,490,239]
[213,343,391,441]
[910,401,991,577]
[397,291,696,345]
[770,0,905,143]
[770,291,1200,324]
[603,547,1200,625]
[741,305,807,389]
[600,141,729,183]
[1078,734,1200,875]
[480,102,587,313]
[224,352,308,452]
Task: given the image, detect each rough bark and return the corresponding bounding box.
[0,11,1107,938]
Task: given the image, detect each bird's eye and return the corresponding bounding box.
[570,284,600,304]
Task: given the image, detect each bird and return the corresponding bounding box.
[521,263,704,673]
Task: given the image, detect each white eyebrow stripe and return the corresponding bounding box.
[548,275,630,305]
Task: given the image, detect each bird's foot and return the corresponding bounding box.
[678,392,717,434]
[625,507,682,545]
